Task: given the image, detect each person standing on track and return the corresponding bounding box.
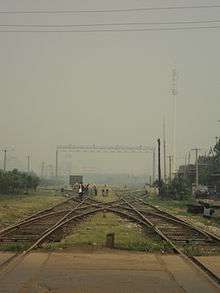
[94,184,97,196]
[78,184,83,200]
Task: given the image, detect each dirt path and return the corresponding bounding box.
[0,249,219,292]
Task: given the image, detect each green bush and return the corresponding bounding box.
[156,175,191,200]
[0,169,40,195]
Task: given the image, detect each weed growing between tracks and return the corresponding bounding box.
[182,245,205,256]
[43,212,173,253]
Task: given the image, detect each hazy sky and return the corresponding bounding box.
[0,0,220,176]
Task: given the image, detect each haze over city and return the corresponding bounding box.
[0,0,220,176]
[1,2,220,292]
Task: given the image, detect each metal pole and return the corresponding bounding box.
[3,150,6,171]
[188,151,191,165]
[168,155,172,183]
[195,149,199,189]
[157,139,162,195]
[27,155,30,173]
[192,148,200,189]
[163,119,167,182]
[152,148,156,183]
[55,149,58,178]
[184,152,188,177]
[172,68,178,176]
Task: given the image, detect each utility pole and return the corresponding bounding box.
[184,152,188,177]
[192,148,200,190]
[184,151,191,177]
[171,68,178,176]
[27,155,31,173]
[157,139,162,195]
[3,149,6,171]
[168,155,173,183]
[163,118,167,182]
[55,149,58,178]
[152,148,156,183]
[1,147,14,172]
[188,151,191,165]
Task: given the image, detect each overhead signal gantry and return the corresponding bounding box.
[55,144,156,182]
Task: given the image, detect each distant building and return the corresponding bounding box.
[178,164,196,179]
[69,175,83,186]
[210,173,220,193]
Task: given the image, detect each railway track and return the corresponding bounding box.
[114,194,220,287]
[0,193,220,288]
[0,196,123,248]
[0,196,87,240]
[0,196,119,279]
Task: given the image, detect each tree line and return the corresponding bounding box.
[158,139,220,199]
[198,140,220,187]
[0,169,40,195]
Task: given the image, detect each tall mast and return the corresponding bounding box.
[163,118,167,182]
[171,67,178,177]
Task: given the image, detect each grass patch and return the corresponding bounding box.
[0,242,31,251]
[182,245,204,256]
[43,212,173,252]
[145,195,220,230]
[0,192,65,229]
[146,195,191,215]
[94,187,118,203]
[181,245,219,257]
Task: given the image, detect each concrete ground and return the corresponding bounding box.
[197,256,220,281]
[0,250,219,293]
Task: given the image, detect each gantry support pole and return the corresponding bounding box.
[55,149,58,178]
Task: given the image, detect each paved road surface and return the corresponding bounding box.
[0,250,219,293]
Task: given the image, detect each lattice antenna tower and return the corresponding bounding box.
[171,67,178,176]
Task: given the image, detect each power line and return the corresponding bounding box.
[0,5,220,14]
[1,25,220,32]
[1,19,220,27]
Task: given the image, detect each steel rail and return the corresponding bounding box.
[0,198,90,243]
[18,201,126,253]
[113,192,218,240]
[119,192,220,242]
[0,195,77,234]
[22,195,79,218]
[24,206,107,253]
[0,200,128,240]
[0,205,102,277]
[116,203,214,240]
[0,196,96,236]
[1,194,219,288]
[0,210,68,237]
[122,198,220,288]
[139,199,220,242]
[105,207,155,229]
[0,204,98,234]
[0,201,145,274]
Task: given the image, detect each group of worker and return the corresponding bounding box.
[101,188,109,197]
[76,183,110,199]
[78,183,97,199]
